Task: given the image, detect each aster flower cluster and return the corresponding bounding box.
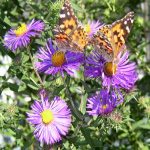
[3,4,138,147]
[85,47,138,116]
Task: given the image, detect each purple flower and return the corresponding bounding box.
[87,89,123,116]
[85,50,105,78]
[85,50,138,90]
[102,51,138,90]
[27,93,71,145]
[35,39,84,77]
[4,19,44,52]
[84,20,103,38]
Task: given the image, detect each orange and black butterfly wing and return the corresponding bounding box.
[54,0,88,52]
[54,0,78,35]
[91,30,114,62]
[53,0,78,49]
[69,26,88,52]
[100,11,134,58]
[91,12,134,61]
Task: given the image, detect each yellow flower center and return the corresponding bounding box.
[102,104,107,110]
[14,23,27,36]
[51,51,66,67]
[104,62,117,76]
[84,24,91,34]
[41,109,54,124]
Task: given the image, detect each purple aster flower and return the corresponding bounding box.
[84,20,103,38]
[87,89,123,116]
[85,50,105,78]
[102,51,138,90]
[35,39,84,77]
[27,93,71,145]
[85,50,138,90]
[4,19,44,52]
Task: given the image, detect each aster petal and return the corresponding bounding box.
[85,20,103,38]
[27,19,45,34]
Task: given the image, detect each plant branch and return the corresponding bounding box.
[27,46,44,87]
[64,76,84,121]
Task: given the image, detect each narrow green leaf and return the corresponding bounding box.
[79,93,87,114]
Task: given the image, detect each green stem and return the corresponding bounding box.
[43,144,51,150]
[64,76,84,121]
[27,46,44,87]
[80,127,94,148]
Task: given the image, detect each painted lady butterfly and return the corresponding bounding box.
[53,0,88,52]
[91,11,134,62]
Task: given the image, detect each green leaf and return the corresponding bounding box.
[1,82,19,92]
[22,53,29,63]
[3,16,12,26]
[22,76,39,90]
[18,82,27,92]
[132,118,150,130]
[79,93,87,115]
[4,128,16,136]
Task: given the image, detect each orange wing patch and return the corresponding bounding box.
[71,27,88,50]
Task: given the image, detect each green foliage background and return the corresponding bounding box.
[0,0,150,149]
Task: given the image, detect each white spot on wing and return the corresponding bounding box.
[60,14,66,18]
[67,12,70,15]
[131,19,134,23]
[126,26,130,33]
[124,21,127,25]
[62,7,65,10]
